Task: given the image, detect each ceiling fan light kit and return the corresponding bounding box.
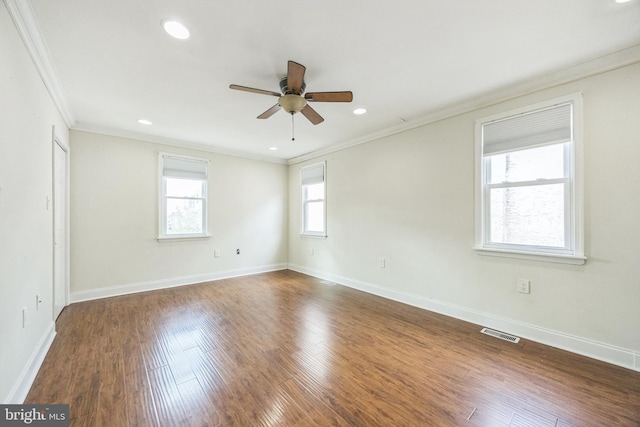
[230,60,353,140]
[279,94,307,114]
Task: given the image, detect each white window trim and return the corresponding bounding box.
[474,93,586,265]
[300,161,327,238]
[157,152,211,241]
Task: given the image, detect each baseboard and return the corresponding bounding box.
[4,321,56,404]
[70,263,288,303]
[288,264,640,372]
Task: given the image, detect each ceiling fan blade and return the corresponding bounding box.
[230,84,281,97]
[305,91,353,102]
[300,104,324,125]
[287,61,306,94]
[257,104,282,119]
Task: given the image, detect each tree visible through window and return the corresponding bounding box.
[487,143,567,248]
[165,177,205,234]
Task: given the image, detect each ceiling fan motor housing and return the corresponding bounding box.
[279,76,306,95]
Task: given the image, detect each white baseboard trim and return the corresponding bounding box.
[70,263,288,303]
[4,321,56,404]
[289,264,639,372]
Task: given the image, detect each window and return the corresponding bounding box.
[475,94,585,264]
[158,153,209,240]
[301,161,326,237]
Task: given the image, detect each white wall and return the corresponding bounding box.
[0,4,69,402]
[69,131,288,300]
[288,62,640,370]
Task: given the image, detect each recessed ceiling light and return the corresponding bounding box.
[353,108,367,115]
[269,147,278,151]
[138,119,152,125]
[163,20,190,39]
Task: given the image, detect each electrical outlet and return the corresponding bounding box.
[214,250,220,258]
[517,279,531,294]
[236,248,240,255]
[379,257,386,268]
[36,294,42,311]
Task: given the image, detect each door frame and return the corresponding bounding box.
[52,126,70,319]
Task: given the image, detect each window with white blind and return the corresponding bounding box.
[475,94,585,264]
[301,161,326,237]
[158,153,210,240]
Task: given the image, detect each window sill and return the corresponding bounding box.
[474,247,586,265]
[157,234,211,242]
[300,233,327,239]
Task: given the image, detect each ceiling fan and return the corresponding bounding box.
[229,60,353,126]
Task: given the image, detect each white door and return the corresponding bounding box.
[53,140,68,319]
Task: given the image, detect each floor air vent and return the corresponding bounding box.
[481,328,520,343]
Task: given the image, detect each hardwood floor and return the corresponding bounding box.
[26,270,639,426]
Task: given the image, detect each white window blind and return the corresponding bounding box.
[162,156,208,180]
[483,103,572,155]
[301,163,325,186]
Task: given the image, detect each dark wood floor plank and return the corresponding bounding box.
[25,270,640,426]
[122,342,159,427]
[147,365,189,427]
[176,378,220,427]
[24,338,74,404]
[96,350,128,427]
[67,347,101,427]
[185,347,225,395]
[136,310,170,372]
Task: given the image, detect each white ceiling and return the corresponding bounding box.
[25,0,640,162]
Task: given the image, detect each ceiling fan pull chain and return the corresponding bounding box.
[291,112,295,142]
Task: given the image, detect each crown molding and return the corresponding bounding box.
[5,0,638,165]
[71,123,288,165]
[288,43,640,165]
[4,0,75,128]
